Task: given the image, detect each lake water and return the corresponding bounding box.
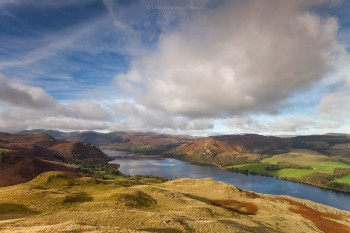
[105,150,350,211]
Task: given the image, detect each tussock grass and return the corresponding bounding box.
[113,188,157,209]
[211,199,258,215]
[276,197,350,233]
[0,203,39,220]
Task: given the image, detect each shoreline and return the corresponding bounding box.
[229,167,350,194]
[163,154,350,194]
[104,149,350,194]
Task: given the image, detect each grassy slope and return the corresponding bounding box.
[262,150,350,174]
[230,150,350,185]
[0,172,350,233]
[335,174,350,184]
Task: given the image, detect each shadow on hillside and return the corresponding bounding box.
[218,219,283,233]
[0,203,39,220]
[140,228,183,233]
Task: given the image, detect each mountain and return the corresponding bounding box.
[0,171,349,232]
[0,132,112,186]
[18,130,350,163]
[99,132,193,153]
[292,135,350,157]
[19,129,194,154]
[17,129,69,140]
[172,134,290,166]
[0,132,111,162]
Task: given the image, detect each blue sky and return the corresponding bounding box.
[0,0,127,99]
[0,0,350,135]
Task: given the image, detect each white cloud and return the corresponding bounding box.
[0,75,113,130]
[117,0,345,118]
[222,115,342,135]
[0,74,61,110]
[113,101,213,131]
[64,100,110,121]
[317,92,350,120]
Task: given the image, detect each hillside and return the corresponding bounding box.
[0,172,349,233]
[292,135,350,157]
[0,132,111,163]
[21,130,350,159]
[0,132,112,187]
[20,130,194,154]
[0,154,77,187]
[172,134,290,166]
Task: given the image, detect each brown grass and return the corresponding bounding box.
[1,175,349,233]
[243,190,260,199]
[210,199,258,215]
[277,197,350,233]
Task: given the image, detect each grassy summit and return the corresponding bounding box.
[0,172,349,233]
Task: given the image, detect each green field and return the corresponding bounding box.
[334,174,350,184]
[229,149,350,187]
[231,163,315,179]
[261,149,350,174]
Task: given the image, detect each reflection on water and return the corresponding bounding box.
[106,149,350,211]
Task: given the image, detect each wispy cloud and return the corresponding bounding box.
[0,17,107,69]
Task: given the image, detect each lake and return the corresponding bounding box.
[105,149,350,211]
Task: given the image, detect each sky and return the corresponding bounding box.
[0,0,350,136]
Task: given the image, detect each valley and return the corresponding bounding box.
[1,131,350,232]
[106,150,350,211]
[21,130,350,192]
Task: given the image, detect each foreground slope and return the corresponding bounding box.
[0,172,349,233]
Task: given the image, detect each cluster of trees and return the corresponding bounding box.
[77,160,121,179]
[266,161,312,171]
[301,168,350,191]
[0,151,8,156]
[167,151,259,167]
[333,167,350,178]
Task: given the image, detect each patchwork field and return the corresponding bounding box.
[229,150,350,190]
[0,172,350,233]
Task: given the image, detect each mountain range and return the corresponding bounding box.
[18,129,350,166]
